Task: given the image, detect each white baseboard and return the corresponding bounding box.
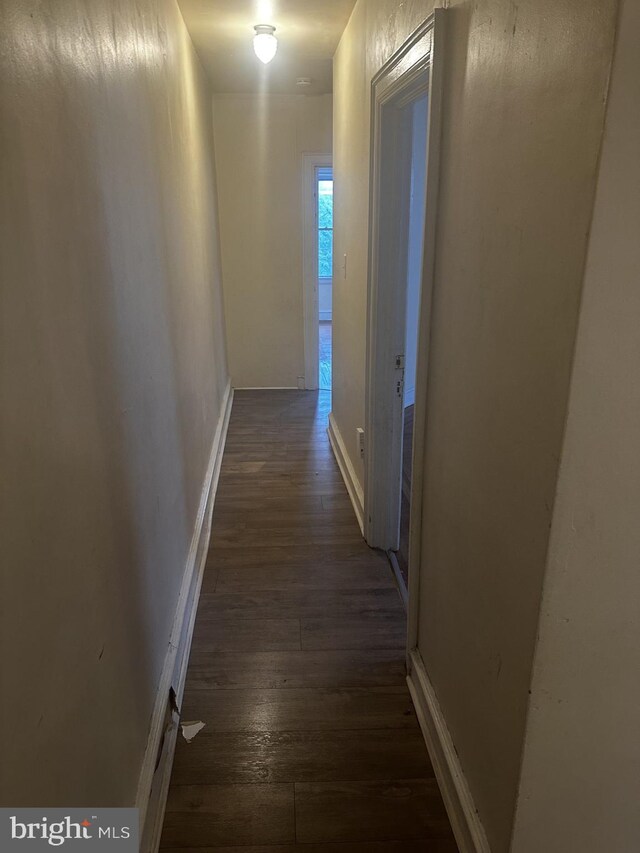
[319,311,332,322]
[404,385,415,407]
[136,381,233,853]
[407,648,491,853]
[387,550,408,609]
[234,386,299,391]
[327,412,364,536]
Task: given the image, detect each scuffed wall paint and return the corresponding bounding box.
[332,0,617,849]
[0,0,228,806]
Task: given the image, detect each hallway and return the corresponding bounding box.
[4,0,637,847]
[160,390,456,849]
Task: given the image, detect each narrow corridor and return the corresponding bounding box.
[160,390,456,849]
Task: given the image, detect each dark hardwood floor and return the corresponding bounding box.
[160,390,456,851]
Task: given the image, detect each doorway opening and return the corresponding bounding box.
[317,168,333,390]
[396,95,427,589]
[364,14,444,612]
[302,153,332,391]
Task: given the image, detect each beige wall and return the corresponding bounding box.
[332,0,617,849]
[213,94,332,388]
[0,0,227,806]
[511,1,639,848]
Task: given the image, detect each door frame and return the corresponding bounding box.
[302,153,333,390]
[364,11,445,649]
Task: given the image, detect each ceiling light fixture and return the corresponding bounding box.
[253,24,277,64]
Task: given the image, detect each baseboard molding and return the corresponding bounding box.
[387,550,408,609]
[136,381,233,853]
[319,311,332,322]
[327,412,364,536]
[407,648,491,853]
[234,386,299,391]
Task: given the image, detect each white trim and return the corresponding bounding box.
[387,549,409,609]
[302,153,332,391]
[327,412,364,536]
[407,648,491,853]
[359,10,446,655]
[234,386,299,391]
[365,15,441,552]
[319,310,332,322]
[406,9,446,650]
[137,382,233,853]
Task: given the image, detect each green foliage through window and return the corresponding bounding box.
[318,178,333,278]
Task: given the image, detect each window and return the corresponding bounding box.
[317,168,333,279]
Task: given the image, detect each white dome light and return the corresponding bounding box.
[253,24,277,64]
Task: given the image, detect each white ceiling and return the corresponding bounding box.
[178,0,356,95]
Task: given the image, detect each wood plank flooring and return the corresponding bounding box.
[160,390,456,851]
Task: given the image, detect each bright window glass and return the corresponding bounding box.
[317,175,333,278]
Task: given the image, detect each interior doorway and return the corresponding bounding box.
[396,94,427,589]
[364,14,444,608]
[317,168,333,390]
[302,153,333,391]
